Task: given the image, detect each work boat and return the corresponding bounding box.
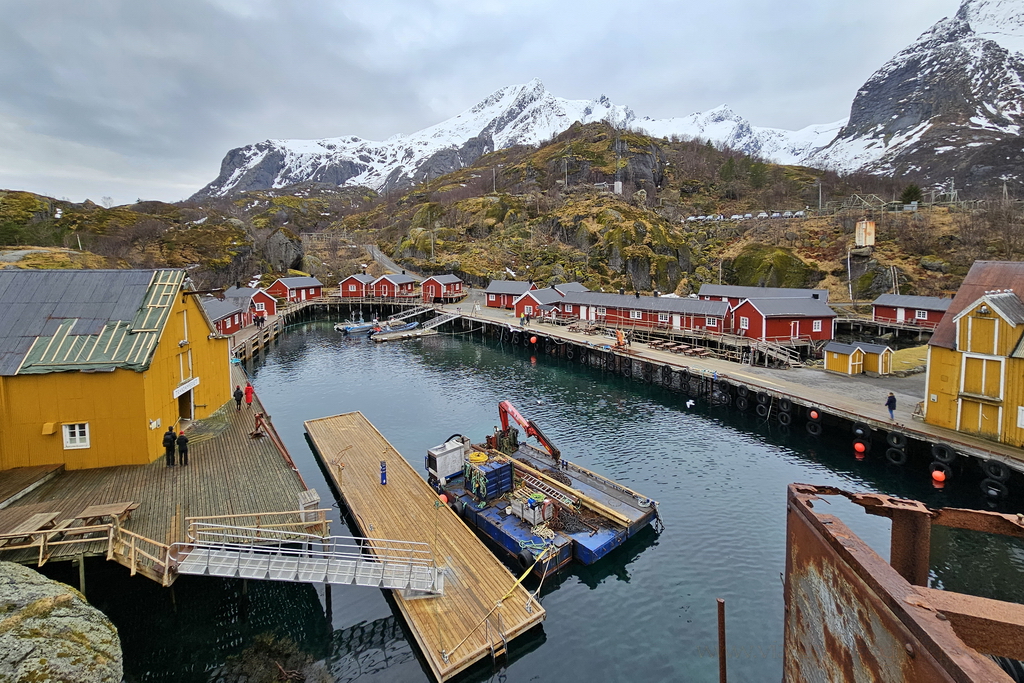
[427,401,661,578]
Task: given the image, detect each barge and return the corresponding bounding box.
[427,401,660,577]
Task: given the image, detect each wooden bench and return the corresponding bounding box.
[74,501,140,527]
[0,512,60,548]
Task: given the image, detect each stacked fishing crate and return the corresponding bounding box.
[465,456,514,501]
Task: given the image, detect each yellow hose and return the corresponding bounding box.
[468,451,488,463]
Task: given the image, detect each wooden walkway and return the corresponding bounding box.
[0,464,62,508]
[305,412,545,682]
[0,365,311,578]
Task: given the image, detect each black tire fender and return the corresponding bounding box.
[755,403,769,418]
[806,421,822,436]
[852,422,870,438]
[736,385,749,398]
[981,478,1010,498]
[885,448,907,465]
[887,431,908,448]
[779,398,792,412]
[983,459,1011,482]
[778,411,792,426]
[931,443,956,464]
[517,549,534,569]
[756,392,770,405]
[735,396,749,411]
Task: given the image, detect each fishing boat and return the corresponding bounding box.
[370,320,420,336]
[427,401,660,577]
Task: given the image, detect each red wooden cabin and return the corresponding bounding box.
[872,294,950,329]
[371,273,417,298]
[339,274,375,298]
[730,298,836,341]
[267,276,323,303]
[698,284,829,308]
[421,274,464,303]
[484,280,536,309]
[558,292,729,331]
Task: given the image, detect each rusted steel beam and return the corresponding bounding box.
[915,587,1024,662]
[890,509,931,586]
[929,508,1024,540]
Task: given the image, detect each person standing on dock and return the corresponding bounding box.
[177,431,189,466]
[163,426,176,467]
[233,385,244,411]
[244,382,254,410]
[885,392,897,421]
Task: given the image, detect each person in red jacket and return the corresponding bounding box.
[244,382,254,410]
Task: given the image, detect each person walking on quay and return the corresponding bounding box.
[163,426,177,467]
[519,313,525,328]
[177,431,190,467]
[233,384,244,411]
[244,382,254,410]
[885,392,897,421]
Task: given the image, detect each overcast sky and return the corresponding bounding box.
[0,0,961,204]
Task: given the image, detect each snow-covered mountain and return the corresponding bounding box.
[192,79,844,199]
[806,0,1024,187]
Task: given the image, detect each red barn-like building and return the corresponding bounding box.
[267,276,323,303]
[339,274,375,298]
[512,288,564,319]
[200,297,247,336]
[371,273,417,298]
[484,280,536,309]
[558,292,729,331]
[421,274,464,303]
[730,298,836,341]
[698,284,829,308]
[872,294,950,329]
[223,285,277,319]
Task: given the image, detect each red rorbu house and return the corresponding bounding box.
[266,276,323,303]
[730,298,837,342]
[371,273,417,299]
[698,283,829,308]
[421,274,464,303]
[223,285,277,319]
[339,273,375,298]
[484,280,536,309]
[513,288,564,319]
[558,292,730,332]
[200,297,247,336]
[871,294,951,329]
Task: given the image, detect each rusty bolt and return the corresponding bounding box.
[905,642,915,658]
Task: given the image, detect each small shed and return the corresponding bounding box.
[824,342,864,375]
[859,343,894,376]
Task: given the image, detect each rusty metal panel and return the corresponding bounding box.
[783,484,1012,683]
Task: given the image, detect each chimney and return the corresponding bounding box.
[618,288,625,295]
[402,270,406,275]
[236,281,241,289]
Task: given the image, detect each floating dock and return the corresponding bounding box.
[304,412,545,682]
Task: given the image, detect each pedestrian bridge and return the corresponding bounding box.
[171,523,444,596]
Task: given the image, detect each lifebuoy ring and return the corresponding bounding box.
[680,368,691,383]
[851,422,870,438]
[887,431,907,448]
[930,461,953,480]
[567,348,574,360]
[885,447,907,465]
[981,478,1010,499]
[931,444,956,464]
[779,398,792,412]
[757,392,770,405]
[806,421,822,436]
[736,385,749,398]
[735,396,749,411]
[983,460,1011,482]
[517,548,534,569]
[778,411,792,426]
[755,403,769,418]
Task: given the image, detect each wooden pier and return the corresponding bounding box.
[305,412,545,682]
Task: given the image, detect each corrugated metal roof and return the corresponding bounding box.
[872,294,951,311]
[931,262,1024,349]
[743,298,837,317]
[699,284,829,301]
[374,273,415,286]
[340,274,375,285]
[559,291,730,316]
[275,276,323,288]
[824,342,860,355]
[424,274,462,285]
[553,282,589,294]
[484,280,534,295]
[0,269,185,376]
[858,343,892,354]
[200,296,244,322]
[520,288,563,306]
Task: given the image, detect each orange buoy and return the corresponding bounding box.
[530,336,537,344]
[809,410,819,420]
[853,441,866,453]
[530,356,537,364]
[439,493,448,504]
[931,469,946,483]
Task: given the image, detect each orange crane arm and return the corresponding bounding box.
[498,400,561,460]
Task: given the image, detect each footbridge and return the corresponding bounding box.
[171,524,444,595]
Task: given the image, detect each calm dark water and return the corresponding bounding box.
[42,321,1024,682]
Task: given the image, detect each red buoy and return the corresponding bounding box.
[439,493,448,504]
[931,470,946,483]
[530,336,537,344]
[809,410,819,420]
[853,441,866,453]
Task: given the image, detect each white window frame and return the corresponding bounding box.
[630,310,642,320]
[596,307,607,316]
[255,302,265,311]
[564,304,573,313]
[348,284,357,292]
[489,294,496,301]
[706,317,718,327]
[658,313,669,323]
[915,309,928,320]
[739,316,750,330]
[812,319,822,332]
[524,305,533,315]
[63,423,90,449]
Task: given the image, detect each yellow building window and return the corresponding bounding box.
[63,423,90,449]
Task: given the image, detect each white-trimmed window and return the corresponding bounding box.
[812,320,822,332]
[706,317,717,327]
[597,307,607,316]
[564,304,573,313]
[63,423,89,449]
[524,305,533,314]
[489,294,496,301]
[739,316,750,330]
[658,313,669,323]
[255,302,265,311]
[348,284,356,292]
[630,310,642,320]
[915,309,928,320]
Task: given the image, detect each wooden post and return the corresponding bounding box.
[717,598,727,683]
[78,554,86,597]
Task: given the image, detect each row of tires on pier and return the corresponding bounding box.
[500,330,1016,500]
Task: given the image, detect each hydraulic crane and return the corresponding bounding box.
[494,400,561,462]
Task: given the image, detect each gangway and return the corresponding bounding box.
[387,306,433,322]
[421,311,461,330]
[171,524,444,595]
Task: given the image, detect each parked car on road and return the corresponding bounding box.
[757,212,769,219]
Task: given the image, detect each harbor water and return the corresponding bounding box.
[42,321,1024,682]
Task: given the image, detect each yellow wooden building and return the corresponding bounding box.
[925,261,1024,447]
[823,341,892,376]
[0,269,231,470]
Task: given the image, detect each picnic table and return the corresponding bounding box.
[74,501,139,527]
[0,512,60,547]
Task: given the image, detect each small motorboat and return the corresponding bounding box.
[370,321,420,337]
[334,320,377,334]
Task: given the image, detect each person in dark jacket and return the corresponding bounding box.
[885,392,897,421]
[163,426,176,467]
[177,431,190,466]
[233,385,244,411]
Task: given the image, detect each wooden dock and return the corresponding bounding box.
[304,412,545,682]
[0,365,317,583]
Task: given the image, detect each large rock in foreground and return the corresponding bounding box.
[0,561,122,682]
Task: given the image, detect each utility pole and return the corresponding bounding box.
[817,180,822,212]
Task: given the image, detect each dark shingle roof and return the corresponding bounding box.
[872,294,951,311]
[424,274,462,285]
[484,280,534,295]
[559,292,730,316]
[931,262,1024,349]
[0,269,185,376]
[275,276,323,288]
[699,284,828,301]
[742,298,837,318]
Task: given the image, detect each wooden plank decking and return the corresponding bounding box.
[0,464,62,508]
[0,365,309,570]
[305,412,545,682]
